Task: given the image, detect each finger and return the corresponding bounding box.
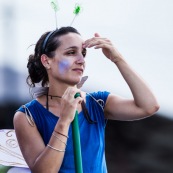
[94,33,100,37]
[67,88,82,99]
[89,39,111,49]
[69,89,80,99]
[74,90,83,99]
[62,87,77,100]
[84,36,101,47]
[74,97,84,104]
[94,43,110,49]
[86,39,104,48]
[84,37,101,45]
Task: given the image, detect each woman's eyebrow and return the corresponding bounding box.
[64,46,86,52]
[64,46,78,50]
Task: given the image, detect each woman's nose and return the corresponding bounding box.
[76,54,85,64]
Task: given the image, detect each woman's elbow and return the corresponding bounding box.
[146,104,160,116]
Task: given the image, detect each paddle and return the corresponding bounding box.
[72,93,83,173]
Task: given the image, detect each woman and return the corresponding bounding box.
[13,26,159,173]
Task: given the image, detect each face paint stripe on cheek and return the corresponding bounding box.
[58,59,71,75]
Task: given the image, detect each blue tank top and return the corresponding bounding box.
[17,91,110,173]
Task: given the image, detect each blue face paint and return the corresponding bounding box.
[58,59,70,75]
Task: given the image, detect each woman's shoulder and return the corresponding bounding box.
[14,100,38,127]
[85,91,110,109]
[17,100,38,111]
[86,91,110,100]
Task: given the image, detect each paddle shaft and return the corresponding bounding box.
[72,93,83,173]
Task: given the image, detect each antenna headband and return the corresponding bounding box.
[42,30,57,54]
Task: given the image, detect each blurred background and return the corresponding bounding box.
[0,0,173,172]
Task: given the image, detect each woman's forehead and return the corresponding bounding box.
[58,33,84,49]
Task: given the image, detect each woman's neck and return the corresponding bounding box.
[48,82,76,97]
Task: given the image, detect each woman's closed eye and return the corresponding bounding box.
[67,50,76,55]
[66,50,87,58]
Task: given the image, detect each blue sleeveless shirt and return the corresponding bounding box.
[17,91,110,173]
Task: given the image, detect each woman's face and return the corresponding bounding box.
[49,32,86,86]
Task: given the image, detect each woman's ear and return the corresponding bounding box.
[41,54,50,70]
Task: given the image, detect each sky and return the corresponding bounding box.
[0,0,173,118]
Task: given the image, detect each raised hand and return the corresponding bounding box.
[83,33,123,63]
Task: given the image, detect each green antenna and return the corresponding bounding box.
[70,3,82,26]
[50,0,59,28]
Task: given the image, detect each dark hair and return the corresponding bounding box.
[26,26,80,87]
[26,27,96,124]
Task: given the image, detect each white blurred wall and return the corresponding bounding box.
[0,0,173,117]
